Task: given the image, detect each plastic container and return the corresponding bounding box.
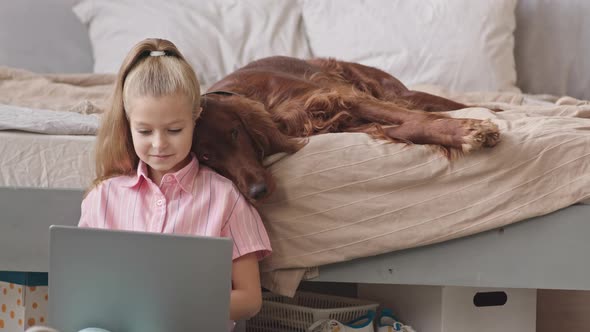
[246,291,379,332]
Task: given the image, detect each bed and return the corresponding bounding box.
[1,0,590,330]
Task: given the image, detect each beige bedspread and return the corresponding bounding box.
[0,66,113,114]
[259,94,590,295]
[3,67,590,297]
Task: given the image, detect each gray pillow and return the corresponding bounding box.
[515,0,590,100]
[0,0,93,73]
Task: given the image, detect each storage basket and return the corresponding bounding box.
[246,291,379,332]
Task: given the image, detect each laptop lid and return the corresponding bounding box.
[48,225,232,332]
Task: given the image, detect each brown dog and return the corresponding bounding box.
[193,56,499,202]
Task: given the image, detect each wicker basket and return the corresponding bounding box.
[246,291,379,332]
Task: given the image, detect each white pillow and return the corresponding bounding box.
[73,0,311,87]
[302,0,519,93]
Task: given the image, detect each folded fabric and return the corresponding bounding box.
[0,104,99,135]
[308,310,376,332]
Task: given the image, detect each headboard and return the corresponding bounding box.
[1,0,588,99]
[515,0,590,100]
[0,0,93,74]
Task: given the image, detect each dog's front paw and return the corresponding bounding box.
[461,119,500,152]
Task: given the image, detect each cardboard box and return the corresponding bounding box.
[358,284,536,332]
[0,273,49,332]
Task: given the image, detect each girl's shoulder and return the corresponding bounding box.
[198,165,239,193]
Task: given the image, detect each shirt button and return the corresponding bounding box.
[156,199,164,206]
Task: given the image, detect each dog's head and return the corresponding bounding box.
[193,94,303,203]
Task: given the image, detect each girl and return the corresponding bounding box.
[78,38,271,327]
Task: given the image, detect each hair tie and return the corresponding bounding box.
[150,50,166,57]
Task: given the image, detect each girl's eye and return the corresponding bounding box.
[169,128,183,134]
[137,130,151,135]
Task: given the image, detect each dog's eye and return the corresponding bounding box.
[231,128,239,141]
[201,153,210,161]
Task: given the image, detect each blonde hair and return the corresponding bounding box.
[92,38,201,189]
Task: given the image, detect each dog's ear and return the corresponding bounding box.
[234,97,305,157]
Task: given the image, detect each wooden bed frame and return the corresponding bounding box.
[312,204,590,291]
[2,186,588,331]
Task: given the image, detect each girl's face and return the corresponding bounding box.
[127,93,195,184]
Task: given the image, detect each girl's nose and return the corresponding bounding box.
[152,133,168,149]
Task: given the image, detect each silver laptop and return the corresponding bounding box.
[48,225,233,332]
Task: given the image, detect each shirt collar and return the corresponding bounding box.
[120,154,199,196]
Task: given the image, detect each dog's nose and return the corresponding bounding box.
[249,183,268,200]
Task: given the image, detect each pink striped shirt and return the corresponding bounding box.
[79,154,272,261]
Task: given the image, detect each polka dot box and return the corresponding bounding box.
[0,273,48,331]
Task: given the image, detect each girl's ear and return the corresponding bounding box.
[193,107,202,123]
[235,98,305,157]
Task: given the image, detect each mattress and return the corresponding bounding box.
[0,131,95,189]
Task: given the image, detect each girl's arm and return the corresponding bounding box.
[230,252,263,321]
[78,188,99,227]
